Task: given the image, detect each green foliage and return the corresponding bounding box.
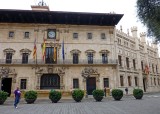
[49,90,62,103]
[137,0,160,42]
[0,91,8,104]
[72,89,84,102]
[24,90,37,100]
[92,89,104,101]
[133,89,143,99]
[111,89,123,101]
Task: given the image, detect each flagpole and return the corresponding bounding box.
[35,31,38,65]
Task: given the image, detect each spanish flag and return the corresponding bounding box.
[33,38,37,60]
[53,47,56,61]
[42,38,46,61]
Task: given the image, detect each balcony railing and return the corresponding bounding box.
[0,59,118,65]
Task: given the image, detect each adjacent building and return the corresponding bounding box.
[0,5,159,97]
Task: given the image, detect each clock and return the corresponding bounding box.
[47,29,56,39]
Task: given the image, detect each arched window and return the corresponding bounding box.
[40,74,60,89]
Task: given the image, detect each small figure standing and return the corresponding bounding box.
[125,87,128,95]
[14,87,21,109]
[104,87,107,97]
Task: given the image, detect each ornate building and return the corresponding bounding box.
[0,5,159,97]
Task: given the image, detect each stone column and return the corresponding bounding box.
[36,74,41,90]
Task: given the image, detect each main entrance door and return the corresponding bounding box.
[2,78,12,96]
[87,77,96,95]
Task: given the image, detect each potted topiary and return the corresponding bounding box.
[92,89,104,102]
[0,91,8,105]
[49,89,62,103]
[24,90,37,104]
[111,89,123,101]
[133,89,143,99]
[72,89,84,102]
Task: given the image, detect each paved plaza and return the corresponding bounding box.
[0,92,160,114]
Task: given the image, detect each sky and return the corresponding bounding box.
[0,0,147,36]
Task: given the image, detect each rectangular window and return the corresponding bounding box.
[9,31,14,38]
[120,76,124,86]
[103,78,109,88]
[45,47,57,64]
[126,57,129,68]
[101,33,106,39]
[22,53,28,64]
[154,78,156,85]
[118,55,122,66]
[102,53,108,64]
[87,33,92,39]
[128,76,131,86]
[24,32,30,38]
[73,53,79,64]
[156,65,158,73]
[133,59,136,69]
[135,77,138,86]
[141,61,144,71]
[152,64,154,73]
[20,79,27,89]
[6,53,12,64]
[73,79,79,88]
[73,33,78,39]
[88,53,93,64]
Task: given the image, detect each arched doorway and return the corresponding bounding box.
[40,74,60,89]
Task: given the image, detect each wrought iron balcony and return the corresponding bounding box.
[0,59,118,65]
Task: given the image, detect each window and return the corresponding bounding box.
[9,31,14,38]
[152,64,154,73]
[133,59,136,69]
[141,61,144,71]
[118,55,122,66]
[73,53,79,64]
[22,53,28,64]
[20,79,27,89]
[88,53,93,64]
[134,77,138,86]
[40,74,60,89]
[45,47,57,64]
[102,53,108,64]
[103,78,109,88]
[126,57,129,68]
[24,32,30,38]
[87,33,92,39]
[6,53,12,64]
[101,33,106,39]
[154,78,156,85]
[128,76,131,86]
[120,76,124,86]
[156,65,158,73]
[73,79,79,88]
[73,33,78,39]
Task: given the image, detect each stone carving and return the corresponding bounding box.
[81,67,98,78]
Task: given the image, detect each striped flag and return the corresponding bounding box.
[53,47,56,61]
[62,39,65,60]
[33,38,37,60]
[42,38,46,61]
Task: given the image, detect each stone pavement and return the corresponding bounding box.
[1,92,160,114]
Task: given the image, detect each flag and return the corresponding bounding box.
[62,40,65,60]
[53,47,56,61]
[42,38,46,61]
[144,65,149,75]
[33,38,37,60]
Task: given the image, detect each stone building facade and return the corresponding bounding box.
[0,6,159,97]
